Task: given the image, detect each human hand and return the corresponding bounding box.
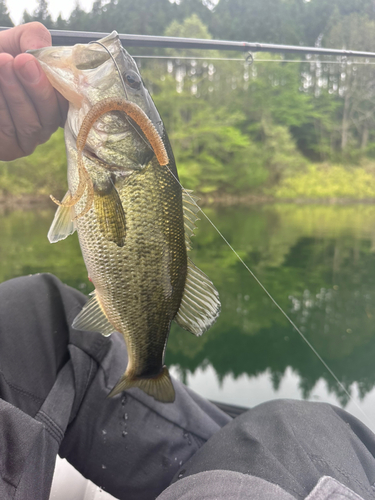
[0,22,68,161]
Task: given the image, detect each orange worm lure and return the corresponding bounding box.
[50,97,169,219]
[77,97,169,167]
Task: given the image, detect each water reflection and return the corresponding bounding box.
[2,204,375,426]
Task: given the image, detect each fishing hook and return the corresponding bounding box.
[88,40,154,154]
[89,40,129,100]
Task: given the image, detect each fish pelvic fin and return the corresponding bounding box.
[108,366,175,403]
[47,191,77,243]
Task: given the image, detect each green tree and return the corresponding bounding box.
[68,2,90,30]
[324,14,375,153]
[23,0,53,28]
[81,0,176,35]
[0,0,13,27]
[54,13,68,29]
[211,0,302,45]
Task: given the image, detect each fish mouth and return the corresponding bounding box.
[28,45,84,107]
[28,31,121,109]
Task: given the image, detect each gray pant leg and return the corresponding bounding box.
[60,332,231,500]
[170,399,375,500]
[0,274,231,500]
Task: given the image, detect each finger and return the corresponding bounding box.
[0,84,24,161]
[14,53,63,135]
[0,55,43,156]
[0,22,51,56]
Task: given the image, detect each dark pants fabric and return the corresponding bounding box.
[168,398,375,500]
[2,274,375,500]
[0,274,231,500]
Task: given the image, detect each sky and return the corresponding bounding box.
[7,0,96,25]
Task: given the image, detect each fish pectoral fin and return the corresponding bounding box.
[94,179,126,248]
[182,189,200,251]
[174,258,220,337]
[108,366,175,403]
[72,290,115,337]
[47,191,77,243]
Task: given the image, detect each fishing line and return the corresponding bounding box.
[132,55,375,65]
[97,41,374,427]
[163,165,374,428]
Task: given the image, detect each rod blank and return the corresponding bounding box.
[1,27,375,58]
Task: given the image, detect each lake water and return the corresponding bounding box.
[2,203,375,431]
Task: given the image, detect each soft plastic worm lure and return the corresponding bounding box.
[50,97,169,219]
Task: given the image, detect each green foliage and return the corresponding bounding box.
[152,80,268,193]
[3,0,375,200]
[0,129,67,198]
[274,164,375,199]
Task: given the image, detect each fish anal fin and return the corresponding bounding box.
[174,258,220,336]
[72,290,115,337]
[108,366,175,402]
[47,191,76,243]
[94,179,126,247]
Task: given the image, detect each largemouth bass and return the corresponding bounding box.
[31,32,220,402]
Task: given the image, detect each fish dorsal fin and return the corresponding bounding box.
[47,191,76,243]
[183,189,200,251]
[174,258,220,336]
[72,290,115,337]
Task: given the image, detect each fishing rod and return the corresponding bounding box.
[1,26,375,58]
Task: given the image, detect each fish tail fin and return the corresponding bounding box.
[108,366,175,402]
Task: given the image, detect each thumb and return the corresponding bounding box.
[0,22,51,56]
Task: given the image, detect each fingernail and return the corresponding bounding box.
[18,60,41,84]
[0,61,15,84]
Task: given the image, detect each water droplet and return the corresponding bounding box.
[122,430,128,437]
[102,464,107,469]
[179,461,183,466]
[121,395,127,406]
[102,430,107,435]
[178,470,185,479]
[124,413,128,420]
[183,432,192,445]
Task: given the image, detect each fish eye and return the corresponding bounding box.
[125,71,141,90]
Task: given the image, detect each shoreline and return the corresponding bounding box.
[2,193,375,210]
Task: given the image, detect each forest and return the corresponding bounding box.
[2,0,375,201]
